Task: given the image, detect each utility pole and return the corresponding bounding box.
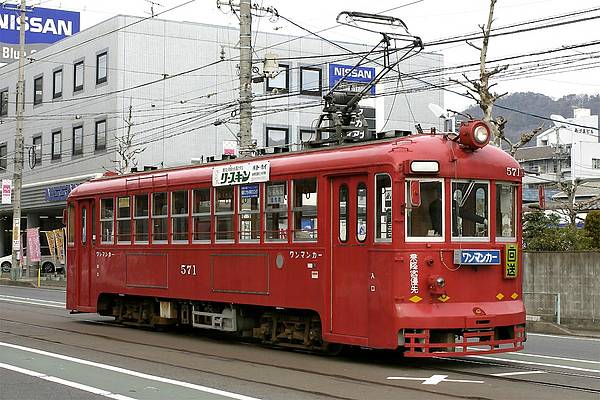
[238,0,253,157]
[11,0,26,279]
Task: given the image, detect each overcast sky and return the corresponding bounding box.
[15,0,600,110]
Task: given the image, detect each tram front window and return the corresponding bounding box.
[406,180,443,239]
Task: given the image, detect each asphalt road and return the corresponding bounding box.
[1,285,598,400]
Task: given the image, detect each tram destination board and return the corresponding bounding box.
[453,249,501,265]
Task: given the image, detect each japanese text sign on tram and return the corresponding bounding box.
[453,249,501,266]
[504,244,519,279]
[212,161,270,187]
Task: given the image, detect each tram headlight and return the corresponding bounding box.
[459,120,490,150]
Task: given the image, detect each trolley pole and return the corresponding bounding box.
[238,0,253,157]
[11,0,26,279]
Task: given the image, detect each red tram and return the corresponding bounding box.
[66,121,525,357]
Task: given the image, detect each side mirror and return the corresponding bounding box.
[410,181,421,207]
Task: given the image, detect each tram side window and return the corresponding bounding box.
[240,184,260,241]
[172,191,189,242]
[192,188,211,242]
[134,194,149,243]
[293,178,317,241]
[100,198,114,243]
[152,192,168,242]
[452,181,489,238]
[496,183,516,239]
[117,196,131,243]
[375,174,392,241]
[215,186,234,241]
[357,183,367,242]
[406,180,442,238]
[67,203,75,245]
[265,182,288,241]
[339,184,348,242]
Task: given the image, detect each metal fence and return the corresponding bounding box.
[523,291,561,325]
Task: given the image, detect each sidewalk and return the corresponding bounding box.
[0,275,66,290]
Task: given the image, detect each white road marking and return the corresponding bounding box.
[468,355,600,374]
[0,341,262,400]
[515,352,600,365]
[0,295,64,304]
[528,333,600,342]
[0,362,138,400]
[491,370,547,377]
[387,374,484,385]
[0,297,65,308]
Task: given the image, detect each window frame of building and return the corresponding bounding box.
[299,128,315,144]
[51,130,62,160]
[0,143,7,172]
[100,197,115,244]
[299,66,322,96]
[53,68,63,99]
[266,126,289,148]
[192,188,211,243]
[33,75,43,106]
[74,60,84,92]
[292,178,318,242]
[266,64,289,93]
[96,51,108,85]
[0,89,8,117]
[72,125,83,156]
[95,119,107,151]
[32,135,42,166]
[593,158,600,169]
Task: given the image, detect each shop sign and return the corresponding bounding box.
[44,183,79,201]
[329,63,376,94]
[212,161,270,187]
[504,244,519,279]
[27,228,41,262]
[2,179,11,204]
[241,184,259,198]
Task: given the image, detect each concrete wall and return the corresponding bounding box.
[523,251,599,329]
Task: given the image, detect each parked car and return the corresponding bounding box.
[0,251,64,274]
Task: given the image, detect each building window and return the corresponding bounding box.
[593,158,600,169]
[239,184,260,241]
[192,188,211,242]
[300,66,322,95]
[117,196,131,243]
[266,127,289,147]
[0,89,8,117]
[33,135,42,166]
[33,76,43,105]
[100,198,114,243]
[300,129,314,144]
[152,192,168,242]
[95,120,106,150]
[375,174,392,241]
[266,64,289,93]
[72,126,83,155]
[134,194,149,243]
[74,61,84,92]
[0,143,7,171]
[265,182,287,241]
[171,190,189,242]
[293,178,317,241]
[51,131,61,160]
[96,52,108,84]
[53,69,63,98]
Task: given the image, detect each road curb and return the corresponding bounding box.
[0,278,66,290]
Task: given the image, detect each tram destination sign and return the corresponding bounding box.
[212,161,270,187]
[453,249,501,266]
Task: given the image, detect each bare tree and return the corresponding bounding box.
[451,0,541,152]
[111,100,146,174]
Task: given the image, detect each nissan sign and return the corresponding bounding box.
[0,6,80,63]
[329,63,376,95]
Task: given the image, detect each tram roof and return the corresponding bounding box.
[69,134,520,199]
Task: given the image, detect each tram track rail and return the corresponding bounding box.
[1,307,599,398]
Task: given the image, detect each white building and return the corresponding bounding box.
[0,14,444,256]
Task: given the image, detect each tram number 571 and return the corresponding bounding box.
[180,264,197,276]
[506,167,520,177]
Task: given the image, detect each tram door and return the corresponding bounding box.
[331,176,369,337]
[77,200,94,307]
